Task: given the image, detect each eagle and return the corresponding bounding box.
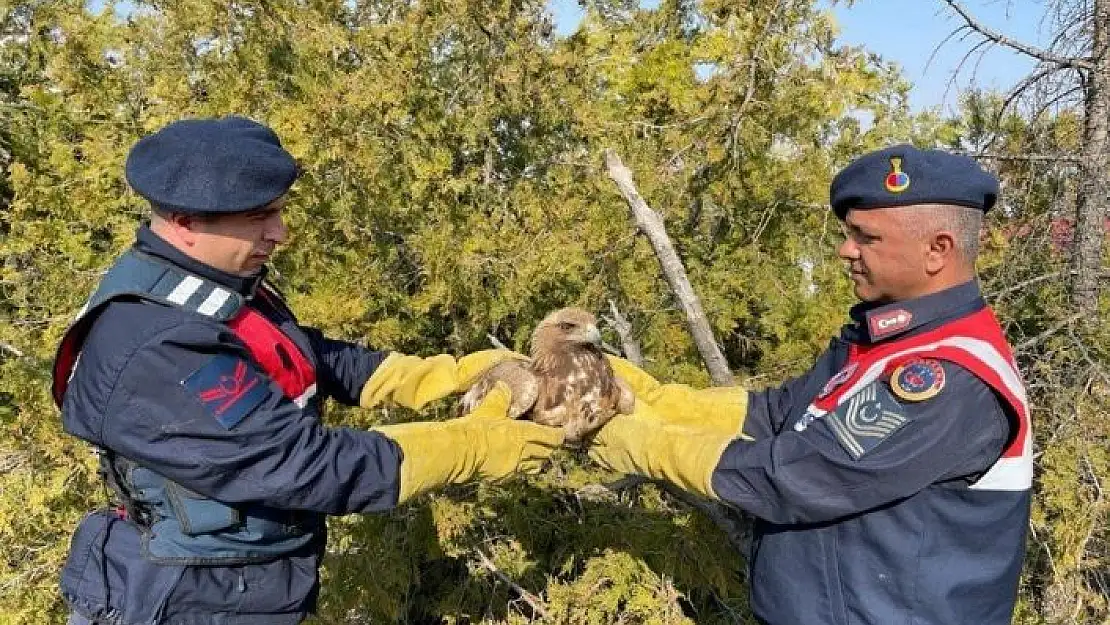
[460,308,636,444]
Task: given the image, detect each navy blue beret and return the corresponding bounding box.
[125,116,298,214]
[830,144,999,219]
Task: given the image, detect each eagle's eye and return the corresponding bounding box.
[557,322,576,331]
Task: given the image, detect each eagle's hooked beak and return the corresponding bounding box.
[582,324,602,346]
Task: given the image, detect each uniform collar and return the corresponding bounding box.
[134,224,266,298]
[843,279,985,345]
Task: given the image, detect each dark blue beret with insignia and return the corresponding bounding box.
[125,116,298,214]
[830,144,999,219]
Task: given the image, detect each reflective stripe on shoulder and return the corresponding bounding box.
[836,337,1026,415]
[806,335,1031,491]
[969,436,1033,491]
[197,288,233,316]
[161,274,239,319]
[166,275,204,306]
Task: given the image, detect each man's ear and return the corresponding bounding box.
[924,231,956,275]
[168,212,200,246]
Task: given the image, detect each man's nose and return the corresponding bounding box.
[838,237,859,261]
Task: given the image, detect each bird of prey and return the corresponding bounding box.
[460,308,636,444]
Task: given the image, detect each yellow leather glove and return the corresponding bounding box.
[605,356,751,438]
[374,383,564,504]
[588,415,734,500]
[360,350,522,410]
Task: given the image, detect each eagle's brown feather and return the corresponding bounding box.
[459,360,539,420]
[459,308,635,444]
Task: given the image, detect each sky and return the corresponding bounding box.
[549,0,1052,114]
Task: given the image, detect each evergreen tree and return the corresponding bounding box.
[0,1,978,622]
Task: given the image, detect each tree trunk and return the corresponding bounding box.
[604,149,735,386]
[1073,0,1110,315]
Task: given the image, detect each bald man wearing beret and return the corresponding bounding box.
[53,117,564,624]
[593,146,1031,624]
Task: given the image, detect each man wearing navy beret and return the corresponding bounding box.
[54,116,564,624]
[593,145,1030,624]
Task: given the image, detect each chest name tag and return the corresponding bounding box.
[824,382,909,460]
[183,354,270,430]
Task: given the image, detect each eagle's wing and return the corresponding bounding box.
[532,351,626,443]
[459,360,539,419]
[614,376,636,414]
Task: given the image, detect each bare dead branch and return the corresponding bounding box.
[980,66,1067,151]
[941,0,1094,70]
[957,38,994,79]
[486,334,509,351]
[602,299,644,366]
[972,153,1082,162]
[475,549,548,618]
[926,23,969,74]
[0,341,24,358]
[985,271,1066,300]
[1016,312,1086,353]
[603,149,735,386]
[1029,85,1085,121]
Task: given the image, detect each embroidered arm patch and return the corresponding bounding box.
[182,354,270,429]
[891,359,946,402]
[824,381,909,460]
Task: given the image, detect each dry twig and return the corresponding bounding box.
[941,0,1094,70]
[486,333,509,351]
[0,341,24,358]
[1016,312,1086,353]
[475,549,548,618]
[604,149,734,386]
[601,299,643,366]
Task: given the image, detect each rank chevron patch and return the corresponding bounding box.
[825,382,909,460]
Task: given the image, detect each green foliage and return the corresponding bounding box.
[944,91,1110,624]
[0,0,1068,623]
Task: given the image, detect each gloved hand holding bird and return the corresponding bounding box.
[356,306,643,500]
[358,303,752,502]
[460,307,637,444]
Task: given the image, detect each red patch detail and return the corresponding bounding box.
[869,309,913,339]
[184,354,270,429]
[818,362,860,398]
[226,292,315,401]
[52,336,80,406]
[811,308,1028,462]
[198,359,260,416]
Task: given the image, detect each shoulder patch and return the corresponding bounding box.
[182,354,270,429]
[890,359,946,402]
[824,382,909,460]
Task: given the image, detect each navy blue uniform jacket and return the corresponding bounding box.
[711,281,1030,625]
[60,227,401,624]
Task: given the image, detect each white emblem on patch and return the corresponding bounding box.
[794,409,822,432]
[825,383,909,459]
